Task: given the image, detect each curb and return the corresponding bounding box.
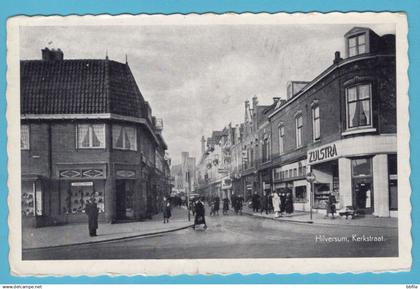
[23,223,194,251]
[242,211,314,224]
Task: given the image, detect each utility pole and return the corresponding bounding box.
[306,171,316,221]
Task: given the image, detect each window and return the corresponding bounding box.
[348,34,366,57]
[279,126,284,154]
[295,186,307,202]
[77,124,106,149]
[346,84,372,129]
[295,115,303,148]
[352,158,372,177]
[312,106,320,141]
[112,125,137,151]
[21,124,30,150]
[262,136,270,162]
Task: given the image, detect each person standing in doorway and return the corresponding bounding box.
[86,196,99,237]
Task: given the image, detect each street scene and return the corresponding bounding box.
[19,21,399,260]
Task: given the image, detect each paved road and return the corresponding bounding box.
[23,213,398,259]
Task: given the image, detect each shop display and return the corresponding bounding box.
[22,191,35,216]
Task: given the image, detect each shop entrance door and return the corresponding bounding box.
[116,180,135,220]
[352,178,374,214]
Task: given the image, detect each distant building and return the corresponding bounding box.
[171,152,196,195]
[20,48,171,227]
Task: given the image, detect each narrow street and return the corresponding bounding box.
[23,212,398,260]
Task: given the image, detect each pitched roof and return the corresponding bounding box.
[20,59,146,118]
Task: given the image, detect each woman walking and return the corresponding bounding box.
[272,192,281,218]
[163,196,171,223]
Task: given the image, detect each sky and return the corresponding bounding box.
[20,23,395,164]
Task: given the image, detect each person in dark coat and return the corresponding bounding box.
[326,192,337,219]
[285,192,294,214]
[222,197,230,215]
[214,196,220,216]
[235,195,244,215]
[279,191,287,216]
[193,198,207,230]
[251,192,260,212]
[86,197,99,237]
[163,197,172,223]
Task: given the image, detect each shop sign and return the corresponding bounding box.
[71,181,94,187]
[308,143,338,165]
[116,170,136,178]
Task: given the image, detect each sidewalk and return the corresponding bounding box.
[242,207,398,228]
[23,207,193,250]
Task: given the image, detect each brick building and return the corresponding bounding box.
[268,27,397,217]
[21,48,171,227]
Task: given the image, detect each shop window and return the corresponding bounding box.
[346,84,372,129]
[77,124,105,149]
[279,126,285,155]
[312,105,320,141]
[352,158,372,177]
[21,124,30,150]
[295,186,307,202]
[63,182,105,214]
[348,33,367,57]
[295,115,303,148]
[113,125,137,151]
[21,180,42,216]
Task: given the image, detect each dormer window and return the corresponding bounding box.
[348,33,367,57]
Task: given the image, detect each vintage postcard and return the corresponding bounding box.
[7,12,411,276]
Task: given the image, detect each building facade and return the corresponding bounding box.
[195,26,397,217]
[268,27,397,217]
[21,48,171,227]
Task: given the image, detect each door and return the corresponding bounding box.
[116,180,126,219]
[353,178,374,214]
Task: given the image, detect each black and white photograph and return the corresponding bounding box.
[7,13,411,275]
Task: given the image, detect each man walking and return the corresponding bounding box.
[86,196,99,237]
[193,197,207,230]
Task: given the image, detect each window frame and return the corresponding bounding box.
[312,105,320,141]
[348,33,367,57]
[278,125,284,155]
[76,123,106,149]
[112,124,138,151]
[295,114,303,148]
[345,83,373,130]
[21,124,30,150]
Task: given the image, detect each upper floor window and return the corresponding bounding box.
[21,124,30,150]
[295,115,303,148]
[279,126,284,155]
[112,125,137,151]
[348,34,366,57]
[77,124,106,149]
[312,105,320,141]
[346,83,372,129]
[261,136,270,163]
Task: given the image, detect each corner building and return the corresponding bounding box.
[269,27,397,217]
[20,49,170,227]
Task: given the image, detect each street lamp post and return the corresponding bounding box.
[186,171,191,222]
[306,171,316,220]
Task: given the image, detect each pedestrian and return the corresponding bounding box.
[222,197,230,215]
[285,191,294,215]
[193,197,207,230]
[85,196,99,237]
[272,192,281,218]
[260,192,269,215]
[326,192,337,219]
[267,193,273,214]
[163,196,171,223]
[251,192,260,212]
[236,194,244,215]
[214,196,220,216]
[279,191,287,216]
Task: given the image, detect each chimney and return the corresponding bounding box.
[41,47,64,61]
[252,96,258,109]
[334,51,342,64]
[201,136,206,156]
[273,97,280,104]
